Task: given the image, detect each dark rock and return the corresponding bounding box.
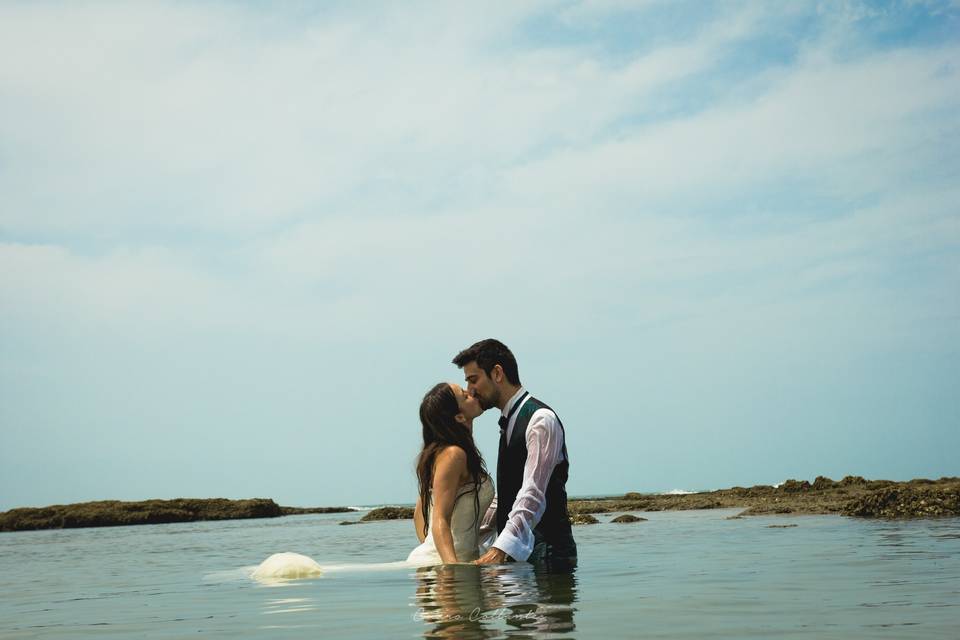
[280,506,353,515]
[570,513,599,525]
[610,514,647,523]
[360,507,414,521]
[572,504,616,514]
[339,520,361,526]
[0,498,281,532]
[767,524,798,528]
[684,498,722,509]
[594,477,960,520]
[739,504,795,515]
[623,492,644,500]
[812,476,835,490]
[842,485,960,518]
[780,479,811,492]
[725,485,774,498]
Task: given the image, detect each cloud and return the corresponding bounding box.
[1,1,958,507]
[0,1,785,236]
[503,44,960,208]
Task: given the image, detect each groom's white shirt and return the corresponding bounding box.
[481,386,566,562]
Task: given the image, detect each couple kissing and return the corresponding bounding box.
[406,339,577,569]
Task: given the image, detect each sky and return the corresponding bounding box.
[1,0,958,511]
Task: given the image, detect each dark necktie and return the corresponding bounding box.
[498,391,528,457]
[498,415,509,457]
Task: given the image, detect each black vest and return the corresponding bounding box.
[496,395,574,552]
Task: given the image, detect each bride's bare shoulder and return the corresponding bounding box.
[435,445,467,464]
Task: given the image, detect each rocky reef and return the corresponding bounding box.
[0,498,283,532]
[5,476,956,533]
[570,513,599,525]
[360,506,415,521]
[610,514,647,523]
[570,476,960,519]
[279,506,353,515]
[841,483,960,518]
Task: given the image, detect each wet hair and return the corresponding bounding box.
[415,383,489,539]
[452,338,521,386]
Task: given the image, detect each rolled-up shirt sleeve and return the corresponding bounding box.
[493,409,565,562]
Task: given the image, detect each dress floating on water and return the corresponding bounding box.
[251,478,494,578]
[252,552,323,579]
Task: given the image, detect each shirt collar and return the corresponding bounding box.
[501,386,527,418]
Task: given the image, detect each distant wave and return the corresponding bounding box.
[661,489,696,495]
[349,503,416,511]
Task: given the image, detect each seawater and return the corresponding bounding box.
[1,508,958,638]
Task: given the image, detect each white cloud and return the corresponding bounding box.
[504,44,960,210]
[1,2,958,507]
[0,1,780,235]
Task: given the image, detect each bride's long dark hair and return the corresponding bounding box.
[416,382,489,539]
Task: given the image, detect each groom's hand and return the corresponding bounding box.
[475,547,509,565]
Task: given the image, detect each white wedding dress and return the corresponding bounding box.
[406,476,496,566]
[251,477,495,580]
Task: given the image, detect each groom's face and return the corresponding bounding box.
[462,361,499,411]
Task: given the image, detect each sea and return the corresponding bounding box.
[1,506,958,638]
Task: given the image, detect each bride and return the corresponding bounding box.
[406,382,495,565]
[253,382,494,579]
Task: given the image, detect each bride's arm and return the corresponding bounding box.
[414,495,426,543]
[431,446,467,564]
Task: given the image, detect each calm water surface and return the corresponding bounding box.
[1,508,958,638]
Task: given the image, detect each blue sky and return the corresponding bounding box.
[1,1,958,510]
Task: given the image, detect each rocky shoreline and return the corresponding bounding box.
[0,499,353,533]
[567,476,960,520]
[330,476,960,526]
[3,476,957,533]
[350,476,960,525]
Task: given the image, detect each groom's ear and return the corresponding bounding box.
[492,364,504,383]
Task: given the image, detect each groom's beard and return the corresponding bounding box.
[476,390,499,412]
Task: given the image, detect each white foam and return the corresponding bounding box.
[662,489,696,495]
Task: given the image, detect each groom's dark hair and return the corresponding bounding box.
[453,338,521,386]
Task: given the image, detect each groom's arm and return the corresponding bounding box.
[485,409,564,563]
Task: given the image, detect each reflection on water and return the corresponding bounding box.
[414,563,577,638]
[412,563,577,639]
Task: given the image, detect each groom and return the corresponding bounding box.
[453,339,577,567]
